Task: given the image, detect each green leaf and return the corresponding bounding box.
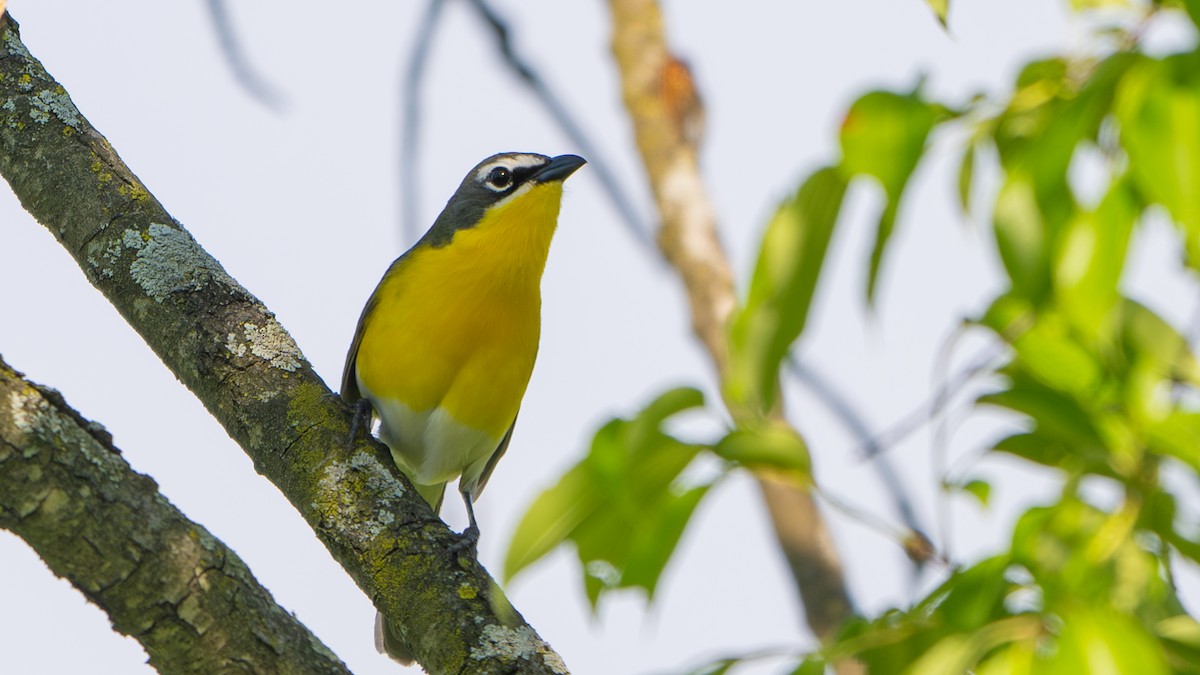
[958,478,991,507]
[991,432,1073,471]
[1118,300,1200,386]
[839,90,937,304]
[689,660,736,675]
[621,484,711,595]
[902,614,1043,675]
[504,435,608,581]
[992,173,1051,302]
[937,556,1013,631]
[980,377,1105,449]
[1039,608,1169,675]
[713,424,811,484]
[504,387,713,606]
[956,139,976,217]
[1116,53,1200,268]
[727,166,848,416]
[1053,179,1138,342]
[1147,411,1200,471]
[790,657,827,675]
[1185,0,1200,28]
[1157,615,1200,674]
[975,642,1035,675]
[925,0,949,27]
[1010,316,1103,396]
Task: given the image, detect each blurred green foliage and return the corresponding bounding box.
[508,2,1200,672]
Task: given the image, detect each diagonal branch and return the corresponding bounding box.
[0,356,350,674]
[605,0,859,657]
[0,15,562,674]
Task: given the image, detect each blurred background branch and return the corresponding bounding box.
[203,0,285,112]
[605,0,858,660]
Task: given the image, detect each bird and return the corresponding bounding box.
[340,151,586,663]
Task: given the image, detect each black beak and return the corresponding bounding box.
[531,154,587,183]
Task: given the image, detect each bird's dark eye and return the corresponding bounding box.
[487,167,513,190]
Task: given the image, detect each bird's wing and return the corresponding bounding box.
[341,252,418,403]
[339,290,375,404]
[468,415,517,500]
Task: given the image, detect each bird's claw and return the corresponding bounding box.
[446,523,480,559]
[348,399,373,447]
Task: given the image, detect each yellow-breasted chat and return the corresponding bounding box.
[340,152,585,663]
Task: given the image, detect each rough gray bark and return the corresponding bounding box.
[0,356,350,674]
[0,15,565,674]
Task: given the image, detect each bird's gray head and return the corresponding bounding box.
[420,152,586,248]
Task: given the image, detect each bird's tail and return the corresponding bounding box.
[414,480,446,513]
[375,612,415,665]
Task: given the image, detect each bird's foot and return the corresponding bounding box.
[446,523,480,559]
[348,399,373,447]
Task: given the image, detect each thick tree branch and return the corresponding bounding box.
[0,16,564,674]
[606,0,858,652]
[0,356,350,674]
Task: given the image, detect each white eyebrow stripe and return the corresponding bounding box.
[473,154,548,183]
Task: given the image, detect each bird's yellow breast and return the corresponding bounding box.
[355,182,564,441]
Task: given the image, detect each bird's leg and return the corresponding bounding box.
[448,489,480,557]
[349,399,374,446]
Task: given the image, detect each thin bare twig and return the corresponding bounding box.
[860,344,1006,461]
[814,485,950,568]
[787,355,926,553]
[203,0,286,112]
[400,0,447,246]
[464,0,653,248]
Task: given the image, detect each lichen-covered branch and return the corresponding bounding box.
[0,15,564,674]
[0,356,350,674]
[606,0,857,650]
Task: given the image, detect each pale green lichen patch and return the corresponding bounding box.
[470,624,568,673]
[87,232,138,278]
[1,97,15,130]
[123,228,144,249]
[225,332,247,358]
[7,388,122,485]
[315,452,403,545]
[8,388,37,437]
[457,583,478,600]
[232,320,303,372]
[127,223,235,303]
[28,87,82,129]
[3,28,33,60]
[9,387,72,452]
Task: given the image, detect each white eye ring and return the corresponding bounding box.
[486,166,513,191]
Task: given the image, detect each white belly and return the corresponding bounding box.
[361,382,501,488]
